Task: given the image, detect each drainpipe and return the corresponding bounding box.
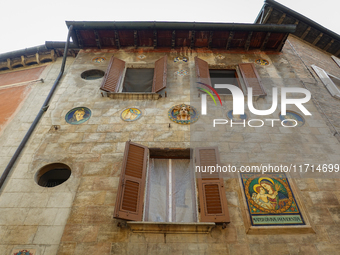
[0,25,74,190]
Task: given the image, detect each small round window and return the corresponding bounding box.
[81,69,105,80]
[35,163,71,188]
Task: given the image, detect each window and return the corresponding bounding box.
[113,141,230,224]
[145,158,197,223]
[122,68,154,92]
[35,163,71,188]
[100,56,167,94]
[311,65,340,99]
[81,69,105,80]
[209,69,240,94]
[195,56,266,96]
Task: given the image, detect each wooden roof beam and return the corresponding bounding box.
[190,30,196,49]
[261,32,271,51]
[208,31,213,49]
[134,30,138,49]
[153,30,157,48]
[277,13,286,24]
[262,7,273,24]
[226,31,234,50]
[75,30,83,48]
[312,32,323,45]
[94,30,102,49]
[300,26,311,40]
[171,30,176,48]
[114,30,120,49]
[324,39,334,51]
[245,31,253,51]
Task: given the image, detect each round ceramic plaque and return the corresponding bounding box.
[65,107,91,125]
[279,111,305,127]
[168,104,199,125]
[121,108,142,122]
[255,58,269,66]
[92,57,106,63]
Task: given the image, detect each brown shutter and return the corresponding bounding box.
[100,56,126,93]
[152,55,167,93]
[239,63,266,96]
[114,141,148,221]
[196,147,230,223]
[195,56,212,87]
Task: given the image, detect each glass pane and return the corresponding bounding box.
[172,159,196,222]
[145,159,168,222]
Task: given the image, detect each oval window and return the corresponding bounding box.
[35,163,71,188]
[81,69,105,80]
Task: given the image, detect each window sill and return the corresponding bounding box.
[127,221,215,233]
[106,92,160,100]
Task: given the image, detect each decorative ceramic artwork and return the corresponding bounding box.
[174,56,188,62]
[168,104,199,125]
[65,107,91,125]
[279,111,305,127]
[13,250,35,255]
[138,54,146,59]
[121,108,142,122]
[241,173,305,226]
[92,57,106,63]
[216,54,225,60]
[255,58,269,66]
[227,110,247,122]
[175,69,189,76]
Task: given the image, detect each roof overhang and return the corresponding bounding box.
[255,0,340,57]
[66,21,296,52]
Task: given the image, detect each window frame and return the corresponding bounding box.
[195,56,266,97]
[209,68,244,95]
[114,141,230,225]
[100,55,167,97]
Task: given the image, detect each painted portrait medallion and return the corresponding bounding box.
[241,173,305,226]
[92,57,106,63]
[121,108,142,122]
[255,58,269,66]
[227,110,247,122]
[168,104,199,125]
[279,111,305,127]
[65,107,91,125]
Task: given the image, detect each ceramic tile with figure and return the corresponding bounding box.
[241,173,306,226]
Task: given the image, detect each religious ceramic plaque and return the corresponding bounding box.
[121,108,142,122]
[168,104,199,125]
[65,107,91,125]
[241,173,305,226]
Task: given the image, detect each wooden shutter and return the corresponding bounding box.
[152,55,167,93]
[239,63,266,96]
[195,56,212,87]
[196,147,230,223]
[312,65,340,99]
[114,141,148,221]
[100,56,126,93]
